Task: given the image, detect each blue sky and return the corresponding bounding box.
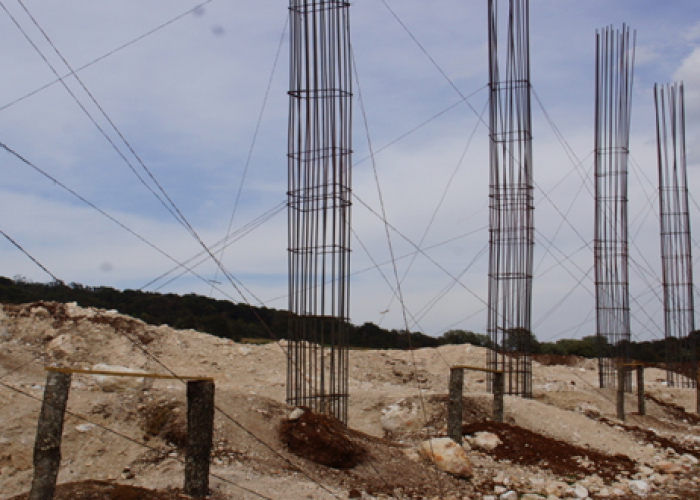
[1,0,699,343]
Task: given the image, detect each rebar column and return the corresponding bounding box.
[594,25,635,389]
[486,0,535,398]
[654,83,697,389]
[286,0,352,423]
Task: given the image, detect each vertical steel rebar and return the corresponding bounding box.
[654,83,696,389]
[594,25,635,389]
[486,0,535,398]
[286,0,352,423]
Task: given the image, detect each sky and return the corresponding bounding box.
[1,0,700,343]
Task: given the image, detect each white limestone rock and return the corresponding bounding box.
[545,481,570,497]
[573,484,589,499]
[92,363,149,392]
[47,334,84,359]
[467,431,502,451]
[288,407,305,421]
[381,402,420,433]
[628,480,650,497]
[419,437,473,478]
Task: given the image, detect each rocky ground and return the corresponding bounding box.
[1,301,700,499]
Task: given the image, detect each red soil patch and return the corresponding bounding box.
[6,480,195,500]
[462,421,637,481]
[279,411,366,469]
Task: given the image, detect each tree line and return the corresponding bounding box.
[0,275,683,362]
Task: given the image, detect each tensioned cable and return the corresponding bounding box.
[1,0,189,230]
[141,90,488,296]
[2,277,339,496]
[560,364,645,426]
[153,88,486,295]
[686,192,700,258]
[143,202,286,292]
[353,192,491,311]
[0,273,307,498]
[348,81,667,356]
[376,98,489,326]
[0,229,64,284]
[87,324,339,498]
[358,9,664,350]
[352,87,489,169]
[0,236,339,498]
[535,241,590,282]
[0,380,276,500]
[4,2,304,353]
[352,226,487,344]
[265,224,488,308]
[533,263,594,331]
[8,0,273,314]
[532,160,593,276]
[0,142,239,304]
[0,0,216,113]
[0,142,282,346]
[531,89,669,341]
[532,89,594,198]
[409,244,489,330]
[379,0,487,129]
[352,46,445,498]
[532,230,665,344]
[209,16,288,297]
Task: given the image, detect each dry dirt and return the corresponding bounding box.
[1,301,700,499]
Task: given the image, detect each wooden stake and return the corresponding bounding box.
[493,372,504,423]
[447,367,464,443]
[617,367,625,421]
[185,380,215,498]
[29,370,71,500]
[636,366,645,415]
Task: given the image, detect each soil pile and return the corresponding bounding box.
[279,411,366,469]
[2,301,700,499]
[462,421,637,480]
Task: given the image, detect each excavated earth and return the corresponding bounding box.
[2,301,700,499]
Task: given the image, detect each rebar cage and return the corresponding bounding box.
[654,83,697,388]
[593,25,635,389]
[286,0,352,422]
[485,0,535,398]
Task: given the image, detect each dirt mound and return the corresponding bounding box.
[141,400,187,448]
[598,417,700,458]
[279,411,366,468]
[532,353,584,367]
[6,480,195,500]
[3,301,700,499]
[462,421,637,480]
[646,393,700,425]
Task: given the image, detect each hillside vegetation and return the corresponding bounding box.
[0,275,682,362]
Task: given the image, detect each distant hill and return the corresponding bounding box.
[0,275,681,362]
[0,276,440,349]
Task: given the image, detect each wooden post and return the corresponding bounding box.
[617,366,625,421]
[185,380,215,498]
[29,370,72,500]
[493,371,504,423]
[447,367,464,443]
[636,366,645,415]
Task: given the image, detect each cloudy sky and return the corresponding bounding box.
[1,0,699,343]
